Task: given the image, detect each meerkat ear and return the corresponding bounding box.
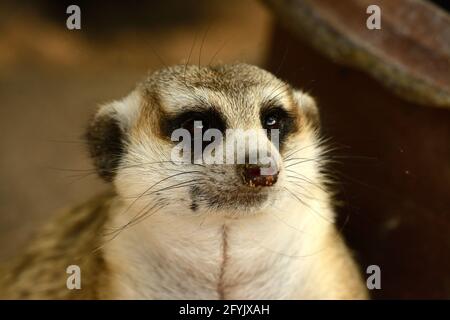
[292,90,320,129]
[85,91,141,182]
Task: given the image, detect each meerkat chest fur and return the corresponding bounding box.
[104,194,332,299]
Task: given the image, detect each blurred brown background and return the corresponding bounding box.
[0,0,449,299]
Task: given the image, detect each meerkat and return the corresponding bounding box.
[0,63,368,299]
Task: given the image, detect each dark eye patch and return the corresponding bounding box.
[260,105,297,148]
[161,108,227,162]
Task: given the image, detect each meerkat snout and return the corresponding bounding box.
[239,164,279,187]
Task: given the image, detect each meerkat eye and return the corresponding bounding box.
[262,108,286,130]
[264,115,279,128]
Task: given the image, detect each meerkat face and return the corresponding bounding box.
[86,63,323,217]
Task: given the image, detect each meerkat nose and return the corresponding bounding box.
[239,164,279,187]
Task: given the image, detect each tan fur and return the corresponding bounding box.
[0,63,368,299]
[0,192,114,299]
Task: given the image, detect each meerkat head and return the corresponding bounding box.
[86,63,324,217]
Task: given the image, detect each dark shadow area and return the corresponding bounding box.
[7,1,217,38]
